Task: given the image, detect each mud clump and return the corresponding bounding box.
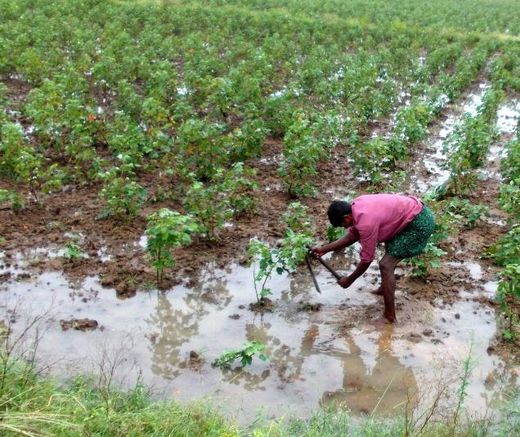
[298,302,322,312]
[115,281,137,299]
[249,298,274,312]
[60,318,99,331]
[406,333,422,343]
[188,350,203,371]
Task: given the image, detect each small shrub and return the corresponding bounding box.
[497,264,520,341]
[248,230,313,306]
[146,208,199,286]
[0,189,24,212]
[99,177,147,219]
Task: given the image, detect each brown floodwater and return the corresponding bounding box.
[0,248,517,423]
[1,83,518,423]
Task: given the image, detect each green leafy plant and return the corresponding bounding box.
[248,230,313,306]
[499,179,520,219]
[212,341,268,369]
[183,164,256,241]
[405,242,447,278]
[65,242,83,260]
[282,201,314,234]
[0,189,24,212]
[326,226,346,243]
[278,112,325,197]
[488,225,520,267]
[145,208,199,286]
[445,198,488,229]
[497,264,520,341]
[99,177,147,219]
[349,136,393,185]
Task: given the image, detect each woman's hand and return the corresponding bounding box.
[310,246,328,257]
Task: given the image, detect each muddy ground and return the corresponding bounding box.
[1,81,519,364]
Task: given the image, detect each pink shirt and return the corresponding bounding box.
[347,194,423,263]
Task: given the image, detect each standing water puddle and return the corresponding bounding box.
[412,83,491,192]
[1,250,517,422]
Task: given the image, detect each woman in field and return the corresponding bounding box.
[312,194,435,324]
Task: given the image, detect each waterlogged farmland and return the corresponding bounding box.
[1,0,520,425]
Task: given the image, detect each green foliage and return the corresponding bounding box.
[393,101,432,147]
[445,198,488,229]
[64,242,83,260]
[349,136,392,185]
[247,202,314,304]
[282,202,314,235]
[248,231,314,305]
[497,264,520,341]
[99,177,147,219]
[327,225,346,243]
[488,225,520,267]
[213,341,268,369]
[146,208,199,285]
[278,112,326,197]
[405,242,447,278]
[183,163,257,241]
[499,179,520,219]
[444,87,503,196]
[0,189,24,212]
[501,137,520,183]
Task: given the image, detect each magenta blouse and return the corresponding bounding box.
[346,194,423,263]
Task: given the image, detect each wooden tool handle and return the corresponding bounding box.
[314,255,342,280]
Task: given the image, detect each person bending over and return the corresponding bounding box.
[312,194,435,323]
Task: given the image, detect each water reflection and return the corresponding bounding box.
[147,295,198,379]
[321,326,418,415]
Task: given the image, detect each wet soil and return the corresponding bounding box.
[1,80,519,421]
[60,318,99,331]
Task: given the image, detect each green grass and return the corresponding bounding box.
[1,359,519,436]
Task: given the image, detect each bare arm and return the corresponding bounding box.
[312,232,358,257]
[338,260,371,288]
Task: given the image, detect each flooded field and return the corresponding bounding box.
[1,79,519,422]
[1,245,518,422]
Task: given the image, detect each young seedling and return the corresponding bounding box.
[248,230,313,307]
[213,341,268,369]
[64,242,83,261]
[146,208,199,287]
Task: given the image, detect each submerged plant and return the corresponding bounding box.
[146,208,199,286]
[213,341,268,369]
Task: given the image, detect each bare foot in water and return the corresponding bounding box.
[371,315,396,328]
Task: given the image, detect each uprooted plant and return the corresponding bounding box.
[212,341,268,369]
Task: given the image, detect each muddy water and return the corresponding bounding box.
[1,84,519,422]
[1,248,517,422]
[411,83,491,193]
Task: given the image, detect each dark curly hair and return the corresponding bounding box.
[327,200,352,227]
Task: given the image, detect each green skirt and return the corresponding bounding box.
[385,205,435,259]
